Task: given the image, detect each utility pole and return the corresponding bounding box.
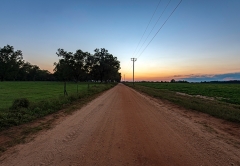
[131,58,137,86]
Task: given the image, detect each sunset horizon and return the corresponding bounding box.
[1,0,239,82]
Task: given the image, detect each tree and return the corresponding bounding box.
[54,49,75,95]
[0,45,53,81]
[84,53,95,81]
[72,49,90,81]
[0,45,23,81]
[170,79,176,83]
[36,70,53,81]
[17,62,32,81]
[29,65,40,81]
[54,49,74,81]
[92,48,121,82]
[54,48,121,82]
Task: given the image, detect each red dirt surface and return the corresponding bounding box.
[0,83,239,165]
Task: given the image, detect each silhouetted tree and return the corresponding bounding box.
[54,48,121,82]
[92,48,121,82]
[84,53,95,81]
[170,79,176,83]
[72,49,90,81]
[0,45,52,81]
[0,45,23,81]
[54,49,74,81]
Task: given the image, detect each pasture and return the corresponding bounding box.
[0,82,91,110]
[135,82,240,105]
[126,82,240,122]
[0,81,115,130]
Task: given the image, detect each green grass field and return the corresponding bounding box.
[126,82,240,122]
[0,82,94,110]
[135,82,240,105]
[0,81,116,130]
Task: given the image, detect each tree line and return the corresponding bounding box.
[0,45,121,82]
[0,45,53,81]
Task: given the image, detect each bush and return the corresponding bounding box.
[11,98,30,110]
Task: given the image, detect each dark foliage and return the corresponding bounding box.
[54,48,121,82]
[0,45,53,81]
[0,45,122,82]
[11,98,30,110]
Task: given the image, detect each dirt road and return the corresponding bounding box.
[1,83,239,165]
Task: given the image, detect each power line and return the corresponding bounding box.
[137,0,182,59]
[127,0,162,73]
[135,0,172,57]
[132,0,162,57]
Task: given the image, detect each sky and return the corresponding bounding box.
[0,0,239,82]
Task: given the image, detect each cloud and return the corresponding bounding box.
[176,72,240,82]
[174,74,214,78]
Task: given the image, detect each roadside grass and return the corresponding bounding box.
[126,83,240,123]
[0,82,116,155]
[0,82,93,110]
[0,82,116,131]
[135,82,240,105]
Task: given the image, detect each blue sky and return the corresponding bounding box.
[1,0,239,82]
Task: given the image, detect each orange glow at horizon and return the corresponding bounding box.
[120,67,240,82]
[121,70,179,82]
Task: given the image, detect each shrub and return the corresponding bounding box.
[11,98,30,110]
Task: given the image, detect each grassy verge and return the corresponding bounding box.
[0,83,117,155]
[0,82,99,109]
[133,82,240,105]
[0,82,116,131]
[126,83,240,123]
